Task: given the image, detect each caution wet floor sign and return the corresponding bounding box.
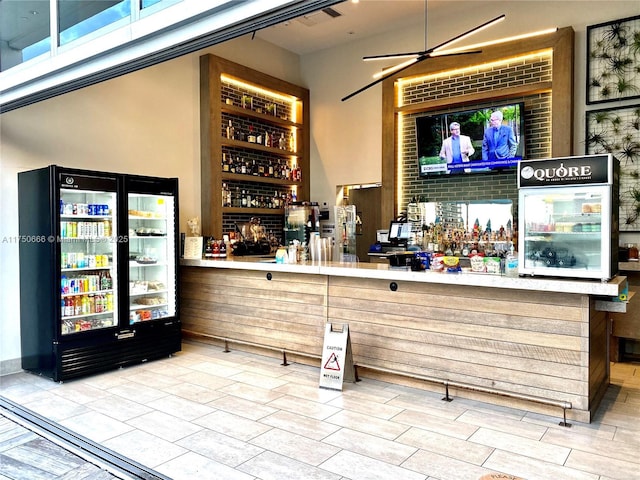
[319,323,355,390]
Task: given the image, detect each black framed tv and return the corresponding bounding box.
[415,102,525,177]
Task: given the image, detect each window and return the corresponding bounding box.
[0,1,51,71]
[58,0,131,47]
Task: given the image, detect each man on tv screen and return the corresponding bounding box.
[439,122,475,173]
[482,110,518,161]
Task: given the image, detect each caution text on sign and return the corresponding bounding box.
[319,323,355,390]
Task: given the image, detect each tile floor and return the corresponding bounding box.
[0,415,118,479]
[0,339,639,480]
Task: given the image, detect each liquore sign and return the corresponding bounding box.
[518,154,612,187]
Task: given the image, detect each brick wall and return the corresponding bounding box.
[398,52,553,215]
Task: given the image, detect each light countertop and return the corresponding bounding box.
[181,257,626,297]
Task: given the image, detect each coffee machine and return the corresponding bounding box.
[284,202,320,246]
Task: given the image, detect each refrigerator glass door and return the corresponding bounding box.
[128,193,176,323]
[519,186,611,279]
[60,189,118,335]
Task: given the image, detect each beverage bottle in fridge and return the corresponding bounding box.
[82,295,90,315]
[74,296,81,315]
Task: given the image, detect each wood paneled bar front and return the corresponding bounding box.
[180,259,625,423]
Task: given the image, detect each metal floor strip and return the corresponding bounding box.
[0,395,171,480]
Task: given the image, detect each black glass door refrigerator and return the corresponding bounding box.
[18,165,180,382]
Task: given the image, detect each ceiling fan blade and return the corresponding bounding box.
[342,54,428,102]
[430,49,481,58]
[345,13,505,101]
[345,49,483,101]
[363,51,424,61]
[429,14,505,54]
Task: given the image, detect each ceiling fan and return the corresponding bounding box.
[341,1,505,101]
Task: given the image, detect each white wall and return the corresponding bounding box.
[0,34,301,371]
[1,1,639,370]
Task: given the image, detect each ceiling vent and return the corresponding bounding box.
[295,7,342,27]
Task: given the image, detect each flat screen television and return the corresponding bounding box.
[415,102,525,177]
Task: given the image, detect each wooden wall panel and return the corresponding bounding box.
[180,267,327,355]
[327,275,594,414]
[180,266,608,422]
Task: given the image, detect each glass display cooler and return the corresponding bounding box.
[18,166,180,382]
[127,188,177,325]
[518,154,619,280]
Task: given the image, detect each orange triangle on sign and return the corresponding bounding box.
[324,352,341,371]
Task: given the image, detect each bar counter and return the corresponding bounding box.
[179,257,627,423]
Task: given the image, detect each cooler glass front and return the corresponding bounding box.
[59,174,119,335]
[518,186,612,279]
[128,193,177,324]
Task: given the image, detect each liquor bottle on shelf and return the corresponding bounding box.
[264,131,271,147]
[222,153,229,172]
[241,190,247,207]
[222,183,228,207]
[247,126,257,143]
[236,126,245,142]
[278,133,286,150]
[289,132,295,152]
[226,120,235,140]
[267,159,274,177]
